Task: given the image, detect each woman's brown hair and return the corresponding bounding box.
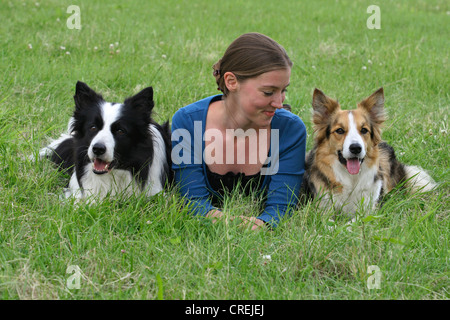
[212,32,293,96]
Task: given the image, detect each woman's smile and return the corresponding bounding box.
[263,110,276,117]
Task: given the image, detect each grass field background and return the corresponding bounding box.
[0,0,448,299]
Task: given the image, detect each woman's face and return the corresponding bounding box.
[230,68,291,129]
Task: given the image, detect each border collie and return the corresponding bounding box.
[40,81,171,201]
[301,87,436,214]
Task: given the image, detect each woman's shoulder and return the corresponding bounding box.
[272,108,306,132]
[174,95,222,117]
[172,95,222,128]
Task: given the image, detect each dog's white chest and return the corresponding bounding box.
[66,163,163,201]
[322,162,382,213]
[69,165,137,200]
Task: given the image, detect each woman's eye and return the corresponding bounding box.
[335,128,345,134]
[263,91,273,96]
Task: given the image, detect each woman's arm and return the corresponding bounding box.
[171,108,217,217]
[257,115,307,229]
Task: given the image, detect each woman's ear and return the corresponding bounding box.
[223,72,238,93]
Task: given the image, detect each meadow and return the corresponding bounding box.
[0,0,448,300]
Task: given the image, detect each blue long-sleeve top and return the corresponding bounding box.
[171,94,307,228]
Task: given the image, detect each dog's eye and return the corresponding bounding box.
[89,125,98,132]
[361,128,369,134]
[115,128,126,135]
[335,128,345,134]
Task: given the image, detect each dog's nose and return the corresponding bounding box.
[92,143,106,156]
[349,143,362,155]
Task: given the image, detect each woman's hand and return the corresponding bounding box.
[206,209,225,223]
[236,216,267,231]
[206,210,266,231]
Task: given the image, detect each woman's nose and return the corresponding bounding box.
[271,93,284,109]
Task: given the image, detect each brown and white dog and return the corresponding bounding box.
[301,87,436,214]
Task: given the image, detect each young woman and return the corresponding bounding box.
[171,33,306,230]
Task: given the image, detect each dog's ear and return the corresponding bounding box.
[312,88,340,125]
[358,87,386,123]
[74,81,103,110]
[312,89,340,144]
[358,87,386,146]
[124,86,154,113]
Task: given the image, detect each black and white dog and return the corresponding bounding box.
[40,81,171,201]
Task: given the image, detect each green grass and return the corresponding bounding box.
[0,0,448,299]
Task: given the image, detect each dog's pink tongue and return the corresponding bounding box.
[94,158,108,171]
[346,158,360,175]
